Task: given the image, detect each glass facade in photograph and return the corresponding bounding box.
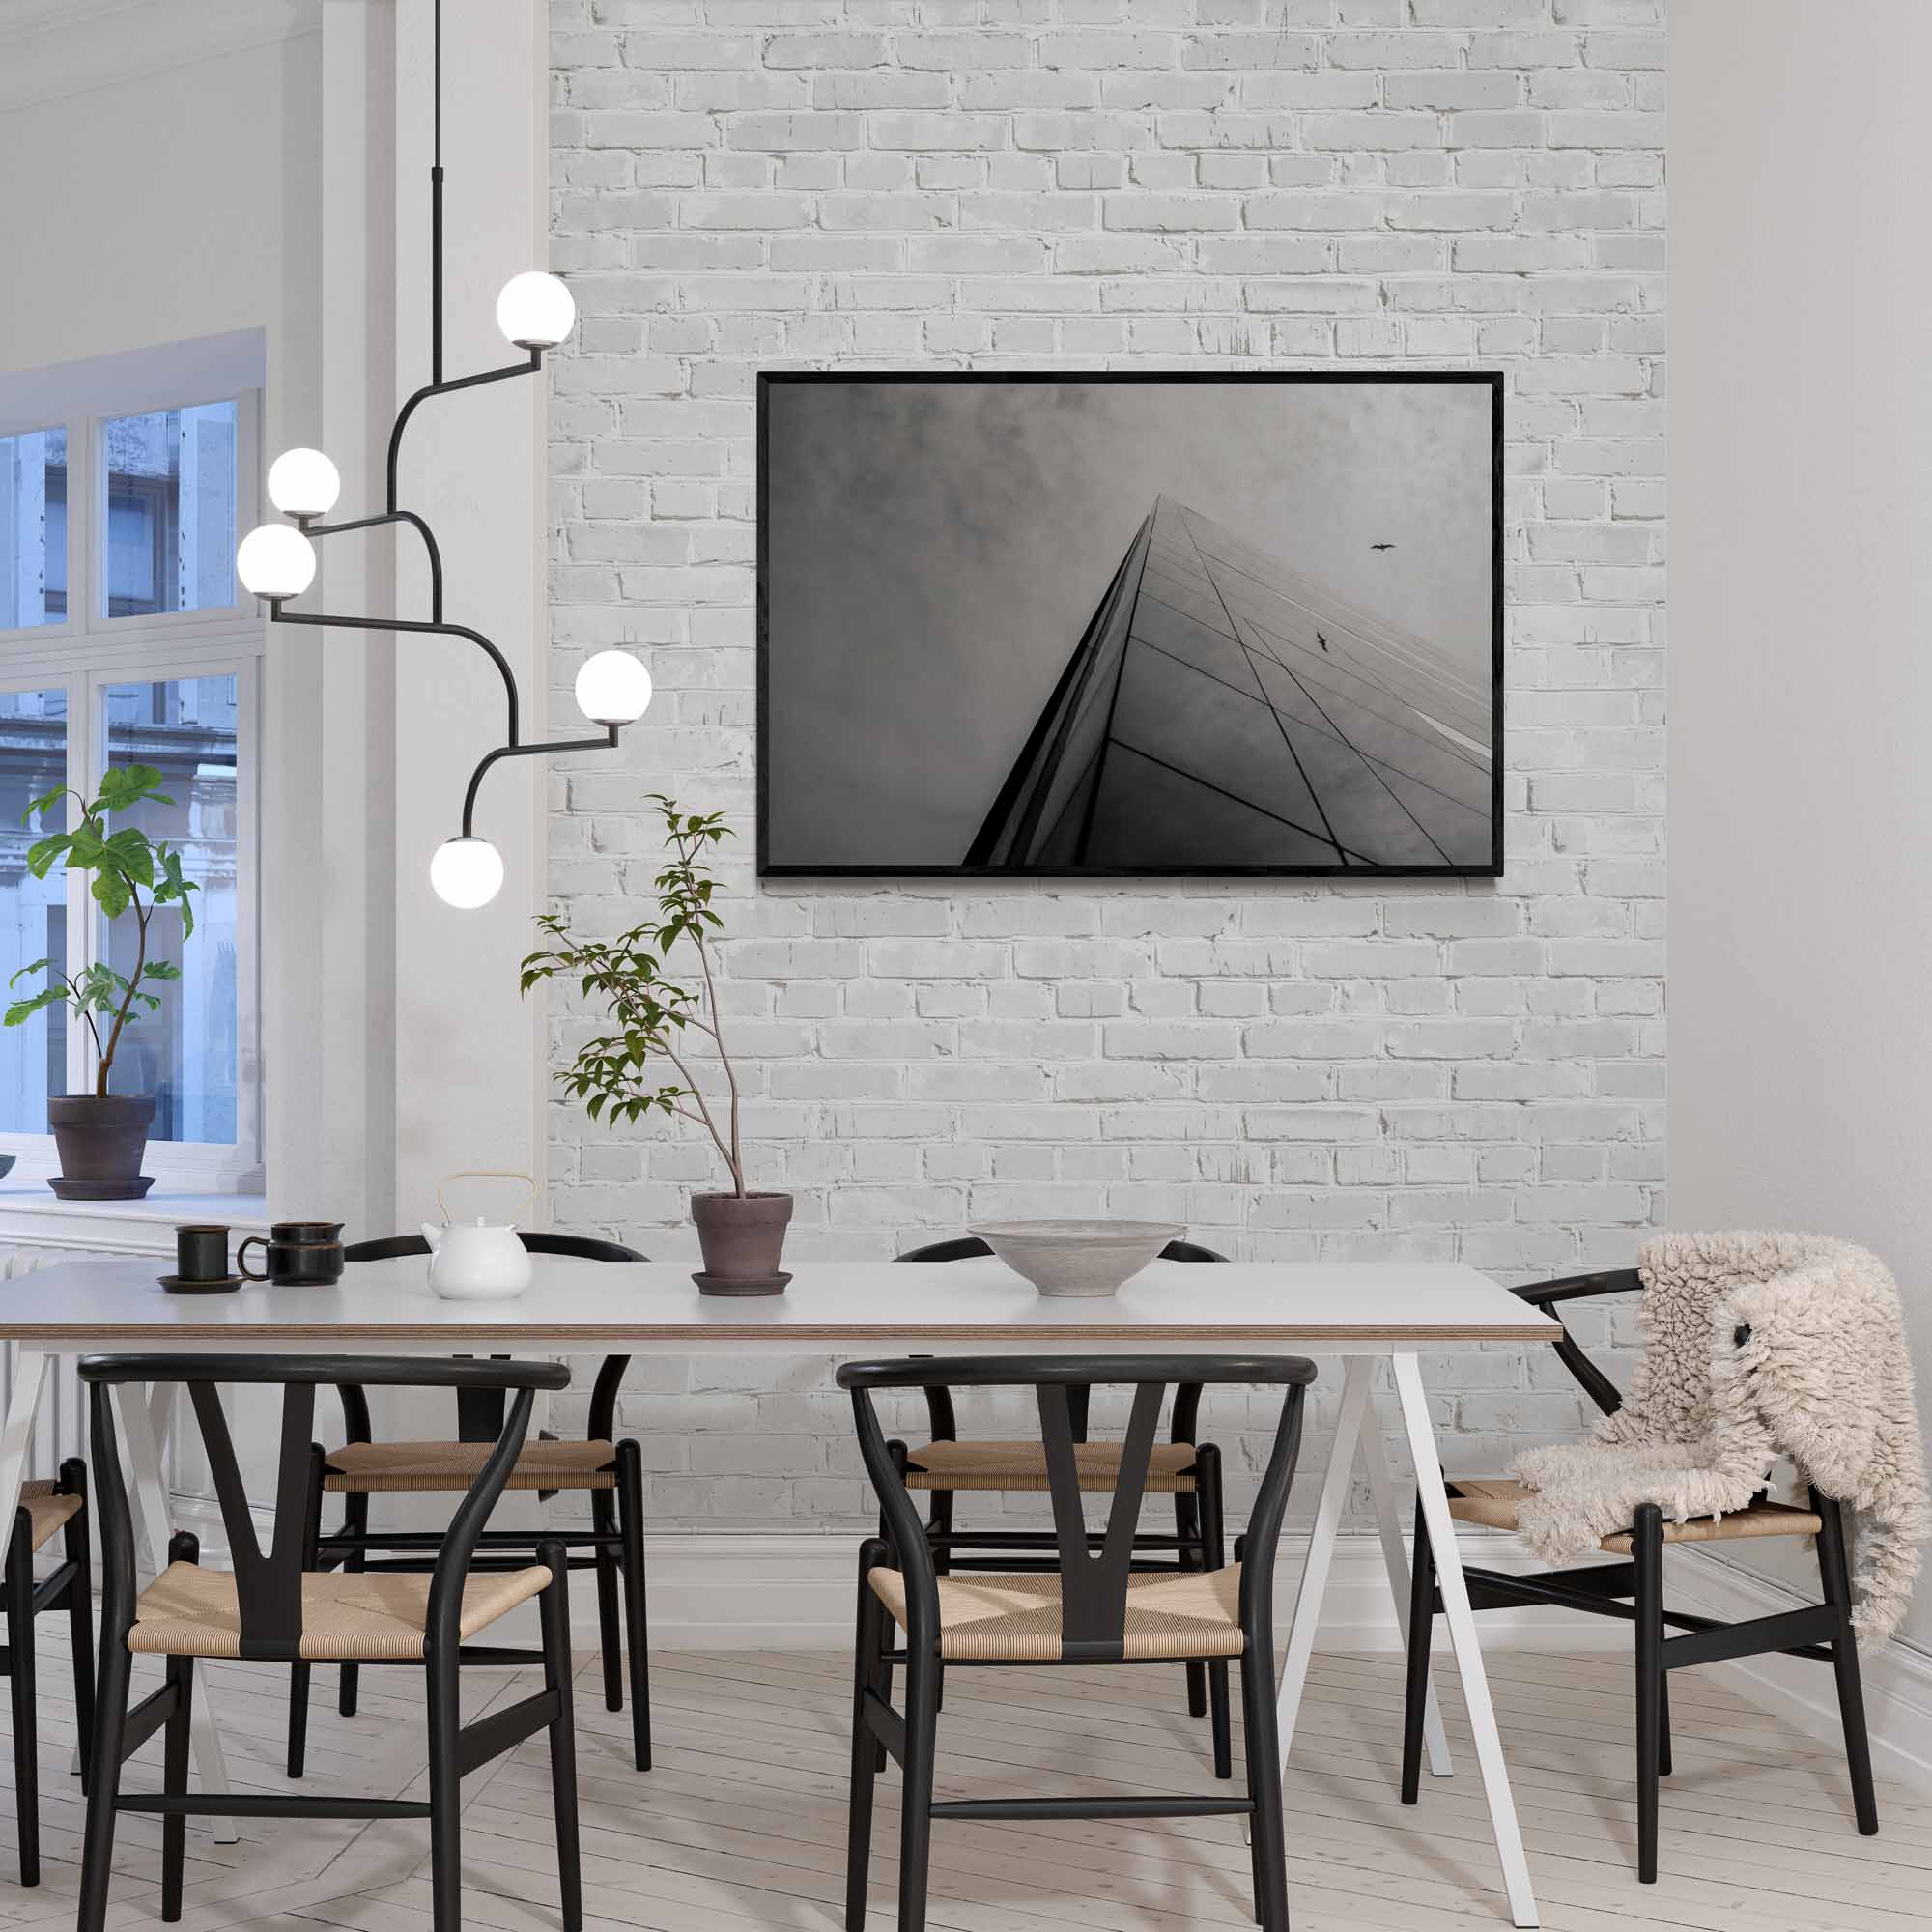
[969,497,1493,870]
[102,674,240,1144]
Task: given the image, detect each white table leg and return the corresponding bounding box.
[117,1382,240,1845]
[1272,1352,1372,1759]
[1392,1351,1538,1929]
[1358,1375,1453,1777]
[0,1349,50,1529]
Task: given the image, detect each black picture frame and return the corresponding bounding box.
[756,370,1505,880]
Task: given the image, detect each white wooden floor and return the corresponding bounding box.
[1,1623,1924,1932]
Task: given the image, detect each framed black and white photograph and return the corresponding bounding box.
[757,372,1503,878]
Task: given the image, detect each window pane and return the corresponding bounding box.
[0,688,69,1130]
[0,428,67,628]
[103,676,239,1143]
[102,402,237,617]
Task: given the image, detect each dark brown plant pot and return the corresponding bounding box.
[691,1190,793,1295]
[47,1094,156,1201]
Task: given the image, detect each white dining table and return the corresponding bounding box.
[0,1253,1557,1927]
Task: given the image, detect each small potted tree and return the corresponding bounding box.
[522,797,791,1293]
[5,764,200,1199]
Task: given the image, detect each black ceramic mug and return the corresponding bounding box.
[238,1220,345,1286]
[176,1224,230,1282]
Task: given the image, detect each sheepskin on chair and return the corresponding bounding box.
[1512,1232,1930,1650]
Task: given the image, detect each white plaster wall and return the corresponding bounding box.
[1671,0,1932,1653]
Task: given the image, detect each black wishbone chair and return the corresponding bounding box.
[894,1236,1236,1773]
[840,1353,1315,1932]
[78,1353,582,1932]
[4,1460,95,1885]
[291,1231,651,1776]
[1404,1267,1880,1884]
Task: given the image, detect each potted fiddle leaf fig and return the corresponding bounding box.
[5,764,199,1199]
[522,797,791,1293]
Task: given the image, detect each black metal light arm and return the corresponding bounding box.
[461,730,620,839]
[384,352,542,515]
[271,609,523,745]
[296,509,446,622]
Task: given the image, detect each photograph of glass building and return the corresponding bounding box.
[759,374,1499,876]
[966,497,1494,871]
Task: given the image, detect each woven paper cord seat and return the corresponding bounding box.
[867,1562,1245,1662]
[127,1560,553,1660]
[15,1479,82,1553]
[322,1437,617,1494]
[905,1439,1199,1495]
[1446,1477,1825,1553]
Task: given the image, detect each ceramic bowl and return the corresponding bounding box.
[967,1219,1185,1298]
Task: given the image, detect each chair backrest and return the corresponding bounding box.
[896,1236,1228,1265]
[344,1231,647,1264]
[839,1354,1314,1660]
[893,1237,1229,1441]
[79,1353,568,1662]
[339,1230,643,1439]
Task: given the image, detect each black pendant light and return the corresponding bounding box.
[236,0,648,908]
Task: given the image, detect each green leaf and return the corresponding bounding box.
[65,825,106,869]
[7,958,52,990]
[140,960,182,981]
[95,764,165,813]
[103,827,156,887]
[24,834,71,879]
[20,784,72,829]
[91,869,132,919]
[3,988,66,1028]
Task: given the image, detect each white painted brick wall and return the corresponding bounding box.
[543,0,1665,1534]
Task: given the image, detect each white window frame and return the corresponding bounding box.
[0,363,264,1194]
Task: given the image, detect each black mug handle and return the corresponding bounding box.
[236,1236,270,1283]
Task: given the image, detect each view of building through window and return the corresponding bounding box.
[103,402,238,617]
[0,687,68,1132]
[0,428,68,629]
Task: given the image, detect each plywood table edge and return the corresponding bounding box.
[0,1320,1564,1344]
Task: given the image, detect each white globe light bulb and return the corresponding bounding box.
[496,271,576,350]
[267,447,341,518]
[575,649,652,725]
[429,837,504,910]
[236,523,317,599]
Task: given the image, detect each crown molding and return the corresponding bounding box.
[0,0,321,114]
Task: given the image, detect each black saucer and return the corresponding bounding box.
[157,1273,242,1295]
[51,1176,156,1200]
[692,1270,791,1297]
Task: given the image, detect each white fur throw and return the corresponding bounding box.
[1512,1232,1930,1650]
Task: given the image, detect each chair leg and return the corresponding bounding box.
[1657,1673,1672,1778]
[898,1644,940,1932]
[615,1440,652,1771]
[426,1643,463,1932]
[1814,1489,1879,1835]
[161,1657,195,1921]
[288,1447,324,1777]
[61,1459,97,1795]
[1240,1647,1292,1932]
[1634,1503,1663,1884]
[1197,1445,1232,1780]
[7,1510,39,1886]
[1401,1492,1436,1806]
[1176,1490,1208,1719]
[926,1490,953,1716]
[75,1629,132,1932]
[537,1542,583,1932]
[845,1549,888,1932]
[339,1489,369,1718]
[591,1488,623,1713]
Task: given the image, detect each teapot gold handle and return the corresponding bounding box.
[435,1169,537,1225]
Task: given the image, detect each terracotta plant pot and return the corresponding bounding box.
[47,1094,156,1201]
[691,1190,793,1295]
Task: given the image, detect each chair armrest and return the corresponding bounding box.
[1510,1267,1641,1310]
[1511,1268,1640,1417]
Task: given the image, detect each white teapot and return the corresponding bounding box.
[423,1171,535,1301]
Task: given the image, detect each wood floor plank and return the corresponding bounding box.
[3,1621,1924,1932]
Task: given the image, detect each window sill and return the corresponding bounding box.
[0,1183,269,1258]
